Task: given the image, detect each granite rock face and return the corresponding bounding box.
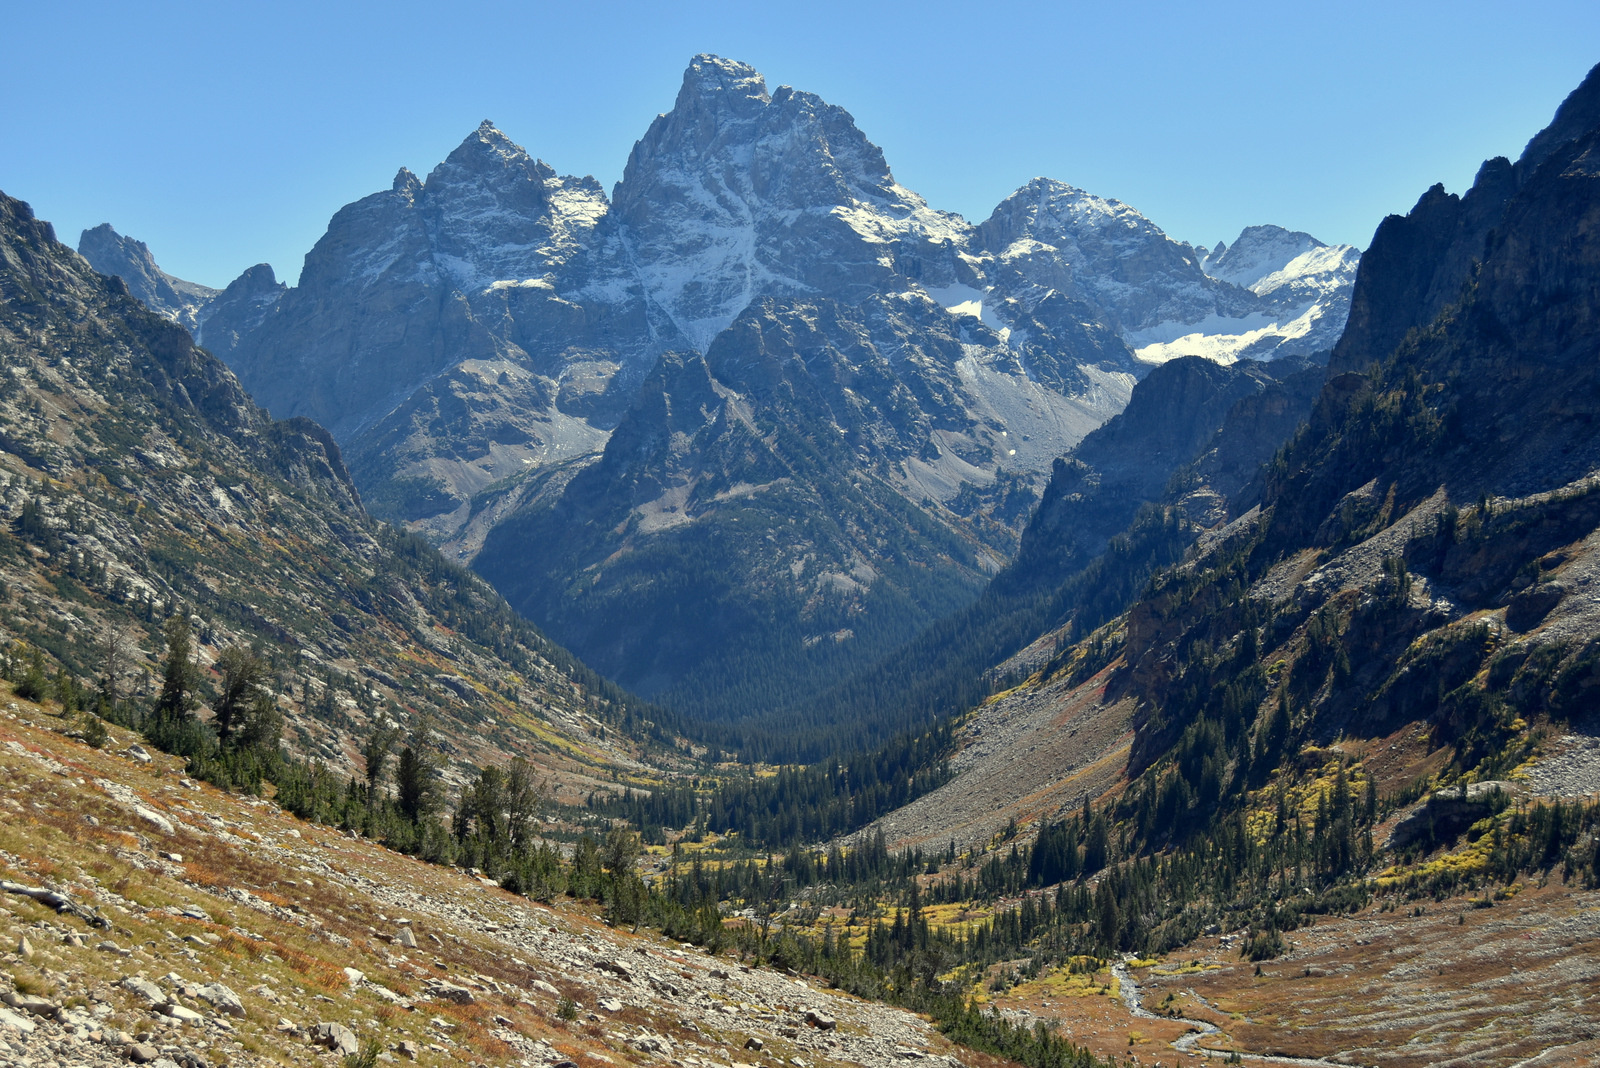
[1112,60,1600,772]
[77,223,218,335]
[1329,61,1600,377]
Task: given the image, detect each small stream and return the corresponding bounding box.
[1110,959,1349,1066]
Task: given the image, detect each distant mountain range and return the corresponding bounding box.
[78,55,1358,727]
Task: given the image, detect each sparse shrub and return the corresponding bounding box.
[342,1037,381,1068]
[12,974,50,996]
[80,712,109,748]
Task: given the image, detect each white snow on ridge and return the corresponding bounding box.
[1202,224,1359,299]
[1247,244,1359,298]
[1129,302,1330,366]
[829,185,973,248]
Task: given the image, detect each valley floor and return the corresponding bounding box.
[985,879,1600,1067]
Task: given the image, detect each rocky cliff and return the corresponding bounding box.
[1104,61,1600,776]
[0,191,652,792]
[77,223,219,336]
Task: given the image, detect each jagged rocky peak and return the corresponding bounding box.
[979,177,1168,263]
[1205,225,1323,287]
[612,54,975,352]
[974,177,1358,366]
[296,120,607,296]
[1518,60,1600,171]
[393,166,422,196]
[195,262,286,353]
[978,176,1246,334]
[76,223,218,334]
[1330,60,1600,377]
[424,119,556,202]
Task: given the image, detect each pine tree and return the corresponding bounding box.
[212,644,268,744]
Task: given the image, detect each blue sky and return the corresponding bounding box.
[3,1,1595,288]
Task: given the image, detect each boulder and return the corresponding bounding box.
[128,1044,161,1063]
[1387,781,1517,849]
[196,982,245,1018]
[630,1032,673,1055]
[0,992,57,1017]
[427,980,476,1005]
[135,806,174,835]
[0,1006,33,1033]
[395,926,417,948]
[804,1009,837,1031]
[121,977,168,1007]
[595,959,634,982]
[314,1021,360,1056]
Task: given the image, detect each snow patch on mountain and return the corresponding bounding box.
[1128,301,1334,366]
[923,282,1009,334]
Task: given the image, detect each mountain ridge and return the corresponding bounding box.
[86,54,1360,734]
[1,188,661,801]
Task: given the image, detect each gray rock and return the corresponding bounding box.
[195,983,245,1019]
[630,1032,673,1055]
[0,992,58,1017]
[127,1043,162,1064]
[123,744,152,764]
[134,806,174,835]
[395,926,417,948]
[315,1021,360,1055]
[426,980,475,1005]
[0,1006,36,1033]
[804,1009,837,1031]
[121,977,168,1007]
[76,225,219,336]
[595,959,634,982]
[1388,781,1517,849]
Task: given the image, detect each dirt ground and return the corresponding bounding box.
[991,880,1600,1067]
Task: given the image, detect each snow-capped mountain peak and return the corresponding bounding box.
[1203,224,1325,291]
[610,56,974,352]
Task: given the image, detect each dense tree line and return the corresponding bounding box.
[589,723,952,848]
